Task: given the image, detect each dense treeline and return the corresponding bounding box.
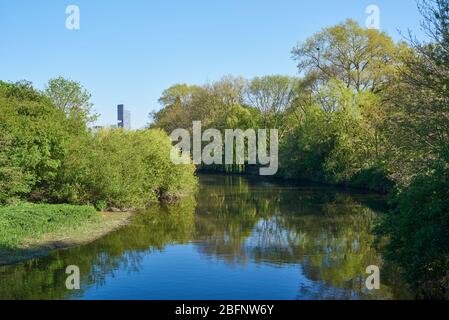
[151,19,405,191]
[150,1,448,298]
[0,78,197,210]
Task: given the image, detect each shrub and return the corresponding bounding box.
[0,81,74,204]
[351,167,394,193]
[52,129,197,209]
[0,81,197,208]
[376,164,449,299]
[0,204,99,248]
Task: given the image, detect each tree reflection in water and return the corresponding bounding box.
[0,174,409,299]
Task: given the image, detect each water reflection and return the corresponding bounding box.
[193,175,399,299]
[0,174,408,300]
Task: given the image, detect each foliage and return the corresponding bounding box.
[150,21,401,189]
[376,164,449,299]
[52,129,197,209]
[0,134,32,205]
[0,80,73,204]
[0,203,99,248]
[291,19,404,93]
[1,1,448,298]
[0,80,197,209]
[280,80,389,187]
[147,11,449,298]
[245,75,300,137]
[376,0,449,299]
[45,77,98,125]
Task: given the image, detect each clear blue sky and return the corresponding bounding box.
[1,0,424,129]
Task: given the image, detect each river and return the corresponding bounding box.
[0,174,408,300]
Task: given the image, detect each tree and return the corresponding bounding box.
[157,83,202,108]
[385,0,449,186]
[54,129,197,209]
[151,84,204,133]
[291,19,403,93]
[377,165,449,299]
[0,79,198,208]
[45,77,97,125]
[377,0,449,299]
[0,80,72,203]
[150,100,190,134]
[152,78,250,133]
[245,75,300,137]
[211,75,247,106]
[0,133,32,205]
[280,79,386,186]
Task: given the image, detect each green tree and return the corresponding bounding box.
[0,133,32,205]
[246,75,300,137]
[0,80,72,203]
[0,79,197,208]
[280,79,390,189]
[377,0,449,299]
[53,128,197,209]
[45,77,98,125]
[157,83,202,108]
[292,19,403,93]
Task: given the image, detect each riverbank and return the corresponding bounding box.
[0,204,133,266]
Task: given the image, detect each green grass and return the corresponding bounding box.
[0,203,100,248]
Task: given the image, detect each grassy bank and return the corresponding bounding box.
[0,204,132,265]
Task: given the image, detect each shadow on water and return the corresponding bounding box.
[0,174,410,300]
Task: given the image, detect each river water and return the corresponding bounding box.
[0,174,408,299]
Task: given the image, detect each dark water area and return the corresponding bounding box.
[0,174,409,300]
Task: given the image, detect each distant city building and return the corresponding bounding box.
[90,105,131,132]
[117,104,131,130]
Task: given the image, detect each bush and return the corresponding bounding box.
[52,129,197,209]
[0,204,99,248]
[0,80,197,208]
[351,167,394,193]
[0,81,74,204]
[376,164,449,299]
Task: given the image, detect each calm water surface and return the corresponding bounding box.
[0,174,407,300]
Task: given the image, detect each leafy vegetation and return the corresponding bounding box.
[149,0,449,298]
[0,80,74,205]
[0,78,197,210]
[377,166,449,299]
[150,20,402,191]
[0,0,447,300]
[0,204,99,248]
[53,128,197,209]
[376,0,449,299]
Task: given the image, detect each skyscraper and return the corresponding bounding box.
[117,104,131,130]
